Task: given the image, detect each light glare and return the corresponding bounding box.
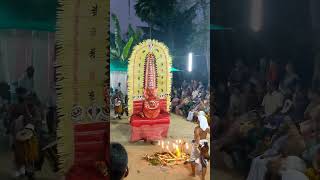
[250,0,263,32]
[188,52,193,72]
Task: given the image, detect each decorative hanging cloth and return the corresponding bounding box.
[55,0,109,176]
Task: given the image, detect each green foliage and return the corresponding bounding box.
[112,14,124,56]
[135,0,177,29]
[127,24,143,46]
[121,37,134,60]
[110,14,143,61]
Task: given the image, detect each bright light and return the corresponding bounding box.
[188,52,193,72]
[250,0,263,32]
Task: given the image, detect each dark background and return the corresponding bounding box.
[211,0,320,87]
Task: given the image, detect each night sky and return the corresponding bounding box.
[110,0,148,35]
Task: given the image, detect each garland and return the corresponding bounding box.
[128,39,172,115]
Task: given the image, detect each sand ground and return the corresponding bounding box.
[110,113,211,180]
[111,112,245,180]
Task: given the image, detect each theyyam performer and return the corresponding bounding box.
[190,111,210,180]
[128,39,172,143]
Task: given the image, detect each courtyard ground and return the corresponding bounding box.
[111,113,211,180]
[111,112,245,180]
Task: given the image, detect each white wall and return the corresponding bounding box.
[110,71,128,94]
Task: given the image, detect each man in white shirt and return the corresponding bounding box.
[18,66,34,94]
[262,83,284,118]
[192,89,199,100]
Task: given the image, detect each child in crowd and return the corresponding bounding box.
[110,142,129,180]
[305,148,320,180]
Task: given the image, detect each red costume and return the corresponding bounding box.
[142,53,161,119]
[128,40,171,142]
[129,50,170,142]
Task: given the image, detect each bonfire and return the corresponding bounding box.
[143,140,190,166]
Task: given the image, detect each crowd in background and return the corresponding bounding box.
[212,58,320,180]
[171,80,210,123]
[109,80,211,123]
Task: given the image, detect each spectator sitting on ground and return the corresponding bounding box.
[304,88,320,120]
[192,88,199,100]
[213,58,320,178]
[171,95,180,112]
[279,90,294,116]
[171,80,210,120]
[267,59,279,85]
[175,96,188,116]
[110,142,129,180]
[182,80,188,89]
[205,89,210,100]
[192,80,198,91]
[261,82,284,118]
[305,148,320,180]
[215,83,229,118]
[228,87,241,118]
[228,59,248,87]
[257,57,268,85]
[279,63,300,94]
[292,84,308,122]
[240,83,259,114]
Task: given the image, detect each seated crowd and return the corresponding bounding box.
[212,59,320,180]
[171,80,210,123]
[110,80,210,123]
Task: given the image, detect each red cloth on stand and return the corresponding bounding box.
[130,123,170,142]
[130,100,170,142]
[66,122,109,180]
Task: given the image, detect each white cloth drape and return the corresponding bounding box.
[198,111,209,131]
[247,135,288,180]
[110,71,127,94]
[280,156,308,180]
[187,111,194,121]
[0,29,55,104]
[281,170,308,180]
[247,155,280,180]
[247,155,308,180]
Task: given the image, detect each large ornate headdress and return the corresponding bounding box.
[144,52,157,89]
[128,39,172,115]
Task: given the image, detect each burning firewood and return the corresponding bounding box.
[143,151,190,166]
